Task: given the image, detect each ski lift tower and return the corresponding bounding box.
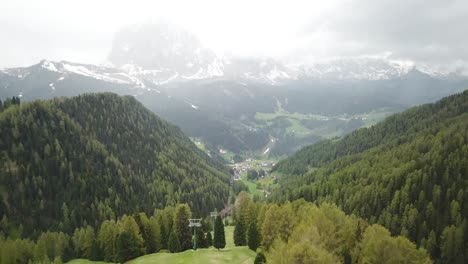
[189,218,202,250]
[210,211,218,232]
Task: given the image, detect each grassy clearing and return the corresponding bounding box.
[253,108,391,156]
[66,226,255,264]
[241,173,264,197]
[127,226,254,264]
[359,111,393,127]
[127,247,255,264]
[220,149,236,164]
[67,260,112,264]
[191,138,206,151]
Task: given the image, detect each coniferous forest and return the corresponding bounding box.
[272,90,468,263]
[0,93,230,238]
[0,91,466,264]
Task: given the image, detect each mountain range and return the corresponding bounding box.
[1,21,467,157]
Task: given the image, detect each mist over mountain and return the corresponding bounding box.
[106,21,467,84]
[108,22,224,80]
[1,21,467,157]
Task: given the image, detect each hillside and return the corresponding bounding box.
[2,57,468,158]
[271,90,468,263]
[273,90,468,174]
[0,93,229,238]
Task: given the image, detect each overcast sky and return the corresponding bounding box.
[1,0,467,71]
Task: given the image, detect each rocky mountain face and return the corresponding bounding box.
[108,22,224,83]
[103,21,465,85]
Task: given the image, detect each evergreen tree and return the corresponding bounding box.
[97,220,116,262]
[254,252,267,264]
[147,216,161,253]
[114,216,144,262]
[234,221,246,246]
[133,213,150,253]
[196,227,208,248]
[247,222,261,251]
[213,216,226,250]
[89,239,102,261]
[168,229,181,253]
[157,214,168,250]
[174,204,193,251]
[3,97,12,110]
[115,230,141,262]
[34,238,49,263]
[72,226,95,259]
[206,232,213,247]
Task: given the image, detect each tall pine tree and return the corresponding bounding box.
[234,221,246,246]
[213,216,226,250]
[168,229,181,253]
[247,222,261,251]
[173,204,192,251]
[206,232,213,247]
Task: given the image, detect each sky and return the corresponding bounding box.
[1,0,467,72]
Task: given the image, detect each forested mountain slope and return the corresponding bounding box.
[271,90,468,263]
[273,90,468,174]
[0,93,229,238]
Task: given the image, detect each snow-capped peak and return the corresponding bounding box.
[296,56,421,80]
[40,60,59,72]
[27,60,147,88]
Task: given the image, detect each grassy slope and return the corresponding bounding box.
[67,226,255,264]
[254,108,390,139]
[67,260,112,264]
[128,226,254,264]
[241,173,264,197]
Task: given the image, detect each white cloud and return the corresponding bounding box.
[0,0,467,70]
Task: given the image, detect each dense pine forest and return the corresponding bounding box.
[0,93,230,238]
[0,91,466,264]
[0,203,213,263]
[271,90,468,263]
[0,194,431,264]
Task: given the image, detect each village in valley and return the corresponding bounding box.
[230,158,275,182]
[229,158,278,198]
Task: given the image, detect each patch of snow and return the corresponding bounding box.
[41,60,58,72]
[0,69,16,77]
[57,76,65,81]
[18,92,23,98]
[116,72,145,88]
[158,73,179,85]
[49,83,55,90]
[62,63,131,85]
[207,58,224,77]
[263,148,270,155]
[267,66,290,84]
[191,104,199,110]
